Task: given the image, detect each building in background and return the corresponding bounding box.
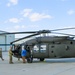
[0,30,15,51]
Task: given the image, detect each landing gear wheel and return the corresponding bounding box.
[40,58,44,61]
[27,55,33,63]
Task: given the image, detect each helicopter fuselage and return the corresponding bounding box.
[12,36,75,62]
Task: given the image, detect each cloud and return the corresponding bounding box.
[14,25,26,29]
[9,18,20,23]
[67,10,75,15]
[29,13,53,22]
[5,25,26,32]
[4,18,21,24]
[21,8,53,22]
[20,8,32,17]
[7,0,18,7]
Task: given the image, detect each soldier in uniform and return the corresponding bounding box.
[0,48,4,61]
[8,46,13,64]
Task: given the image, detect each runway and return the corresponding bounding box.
[0,52,75,75]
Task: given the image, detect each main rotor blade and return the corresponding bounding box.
[0,31,37,35]
[51,32,75,36]
[11,33,39,44]
[51,27,75,31]
[0,27,75,35]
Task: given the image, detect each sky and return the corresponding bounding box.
[0,0,75,38]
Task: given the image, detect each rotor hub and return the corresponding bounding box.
[37,30,51,34]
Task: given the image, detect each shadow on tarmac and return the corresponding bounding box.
[32,58,75,63]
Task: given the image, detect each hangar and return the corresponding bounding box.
[0,30,15,51]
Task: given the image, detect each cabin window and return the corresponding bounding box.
[33,45,39,53]
[40,45,46,53]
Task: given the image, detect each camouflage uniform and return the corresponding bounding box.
[0,49,4,61]
[8,47,13,64]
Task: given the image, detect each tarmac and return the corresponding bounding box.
[0,52,75,75]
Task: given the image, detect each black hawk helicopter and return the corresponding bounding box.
[0,27,75,63]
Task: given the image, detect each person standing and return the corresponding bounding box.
[12,45,20,61]
[0,48,4,61]
[21,46,27,63]
[8,46,13,64]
